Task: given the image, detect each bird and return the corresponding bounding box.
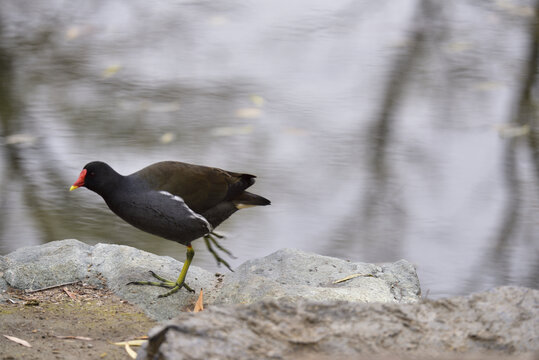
[70,160,270,297]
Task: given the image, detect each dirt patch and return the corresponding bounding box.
[0,282,157,360]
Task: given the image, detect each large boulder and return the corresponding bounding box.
[0,239,421,320]
[138,286,538,359]
[209,248,420,304]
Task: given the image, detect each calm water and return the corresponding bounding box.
[1,0,537,298]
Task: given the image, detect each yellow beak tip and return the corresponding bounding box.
[69,185,79,191]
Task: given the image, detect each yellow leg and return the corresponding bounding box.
[128,245,195,297]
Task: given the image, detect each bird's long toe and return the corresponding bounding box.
[127,271,194,296]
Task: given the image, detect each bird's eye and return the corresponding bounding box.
[90,172,96,176]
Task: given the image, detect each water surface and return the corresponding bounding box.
[1,0,538,297]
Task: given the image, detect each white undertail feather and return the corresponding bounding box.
[235,203,257,209]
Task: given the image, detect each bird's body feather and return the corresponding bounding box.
[73,160,270,247]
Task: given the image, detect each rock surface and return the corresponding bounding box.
[1,240,536,359]
[210,248,420,305]
[0,239,420,320]
[138,286,538,359]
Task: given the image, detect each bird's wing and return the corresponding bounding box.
[134,161,255,213]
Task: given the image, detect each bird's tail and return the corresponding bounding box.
[233,191,271,209]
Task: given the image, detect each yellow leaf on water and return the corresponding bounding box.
[159,132,176,144]
[249,95,265,107]
[3,335,31,348]
[235,108,262,119]
[495,124,530,138]
[210,125,254,137]
[103,65,122,78]
[5,133,37,145]
[194,289,204,313]
[66,26,81,40]
[474,81,503,91]
[446,41,472,53]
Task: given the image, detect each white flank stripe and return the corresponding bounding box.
[159,191,213,233]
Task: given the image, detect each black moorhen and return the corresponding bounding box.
[70,161,270,297]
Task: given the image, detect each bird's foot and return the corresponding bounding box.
[204,232,236,272]
[127,270,194,298]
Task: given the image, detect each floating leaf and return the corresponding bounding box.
[103,65,122,78]
[495,124,530,138]
[211,125,254,137]
[474,81,503,91]
[66,26,81,40]
[235,108,262,119]
[159,132,176,144]
[3,335,31,348]
[249,95,265,107]
[446,41,472,53]
[5,133,37,146]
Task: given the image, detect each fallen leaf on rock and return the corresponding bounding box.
[125,343,137,359]
[3,335,32,348]
[333,273,373,284]
[54,335,93,341]
[194,289,204,313]
[63,287,78,300]
[114,339,147,346]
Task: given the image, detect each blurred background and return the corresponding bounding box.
[0,0,537,298]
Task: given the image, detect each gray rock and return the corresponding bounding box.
[138,286,539,360]
[0,255,9,299]
[90,242,217,320]
[1,240,420,320]
[2,239,94,290]
[213,249,420,305]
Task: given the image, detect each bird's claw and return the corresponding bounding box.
[127,270,194,297]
